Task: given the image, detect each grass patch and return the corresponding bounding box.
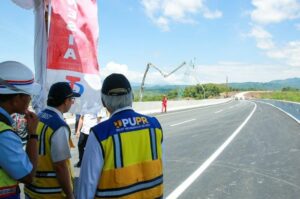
[259,91,300,103]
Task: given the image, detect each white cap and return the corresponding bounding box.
[0,61,41,95]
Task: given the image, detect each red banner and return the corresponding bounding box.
[47,0,99,74]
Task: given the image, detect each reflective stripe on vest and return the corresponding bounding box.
[112,134,123,168]
[25,184,62,194]
[0,185,17,197]
[150,128,158,160]
[96,175,163,198]
[95,121,163,198]
[35,171,57,178]
[38,124,49,156]
[24,110,74,198]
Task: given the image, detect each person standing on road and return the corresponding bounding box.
[24,82,80,199]
[75,113,98,168]
[74,114,81,135]
[75,107,110,167]
[162,95,167,113]
[77,73,164,199]
[0,61,40,199]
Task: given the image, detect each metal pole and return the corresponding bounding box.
[139,63,150,101]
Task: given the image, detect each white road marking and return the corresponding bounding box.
[166,102,257,199]
[156,101,235,118]
[256,100,300,124]
[170,119,196,127]
[214,109,223,113]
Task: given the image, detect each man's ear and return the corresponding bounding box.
[63,98,69,105]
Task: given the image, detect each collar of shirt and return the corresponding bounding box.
[0,107,14,125]
[110,106,133,117]
[46,106,64,120]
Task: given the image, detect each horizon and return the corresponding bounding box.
[130,76,300,87]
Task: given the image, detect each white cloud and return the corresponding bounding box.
[251,0,300,24]
[249,0,300,67]
[282,41,300,67]
[100,61,143,83]
[192,62,300,83]
[250,26,275,50]
[156,17,170,31]
[266,41,300,66]
[141,0,222,31]
[202,7,222,19]
[250,26,300,67]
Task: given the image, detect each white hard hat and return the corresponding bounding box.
[0,61,41,95]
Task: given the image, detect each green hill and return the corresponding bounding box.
[229,78,300,90]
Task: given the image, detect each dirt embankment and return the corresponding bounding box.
[244,91,272,99]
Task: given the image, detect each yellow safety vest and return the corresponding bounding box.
[24,109,74,199]
[0,120,19,198]
[92,110,164,199]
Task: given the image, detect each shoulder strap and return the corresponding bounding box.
[0,112,11,126]
[0,112,20,137]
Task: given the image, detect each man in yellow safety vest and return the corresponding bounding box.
[0,61,40,199]
[77,73,164,199]
[24,82,80,199]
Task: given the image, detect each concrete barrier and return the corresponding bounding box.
[65,98,232,125]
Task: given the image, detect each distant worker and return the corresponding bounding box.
[24,82,81,199]
[162,95,167,113]
[0,61,40,199]
[74,114,81,135]
[75,107,110,168]
[77,73,164,199]
[75,113,98,168]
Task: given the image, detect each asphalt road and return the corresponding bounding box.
[155,100,300,199]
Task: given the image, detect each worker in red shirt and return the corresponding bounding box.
[162,95,167,113]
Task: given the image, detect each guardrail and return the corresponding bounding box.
[257,99,300,122]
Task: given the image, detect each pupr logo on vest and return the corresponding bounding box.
[114,117,149,128]
[40,112,52,120]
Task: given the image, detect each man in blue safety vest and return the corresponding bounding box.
[24,82,80,199]
[77,73,164,199]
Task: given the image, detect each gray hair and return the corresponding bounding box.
[101,91,133,113]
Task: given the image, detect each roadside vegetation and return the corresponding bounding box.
[247,87,300,103]
[133,84,238,102]
[257,87,300,103]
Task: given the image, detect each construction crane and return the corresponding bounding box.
[188,58,206,99]
[139,62,186,101]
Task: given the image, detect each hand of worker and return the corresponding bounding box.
[76,130,81,138]
[25,110,39,135]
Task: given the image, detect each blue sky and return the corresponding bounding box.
[1,0,300,84]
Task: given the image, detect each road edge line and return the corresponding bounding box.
[166,101,257,199]
[255,100,300,124]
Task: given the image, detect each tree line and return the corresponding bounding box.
[134,84,238,101]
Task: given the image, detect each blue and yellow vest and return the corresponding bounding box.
[92,109,163,199]
[24,109,74,199]
[0,113,19,199]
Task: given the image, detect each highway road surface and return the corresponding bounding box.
[155,100,300,199]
